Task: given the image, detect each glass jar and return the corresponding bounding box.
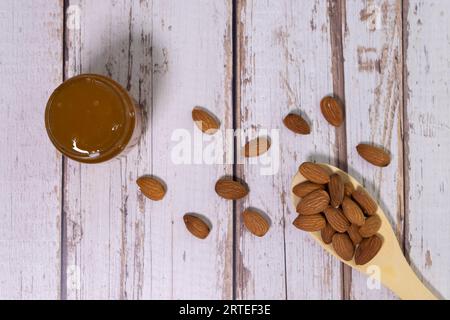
[45,74,142,163]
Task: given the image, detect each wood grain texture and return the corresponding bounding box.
[64,0,233,299]
[236,0,342,299]
[342,0,403,299]
[0,0,63,299]
[404,0,450,299]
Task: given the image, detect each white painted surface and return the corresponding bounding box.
[405,0,450,300]
[343,0,403,299]
[0,0,62,299]
[236,0,342,299]
[0,0,449,300]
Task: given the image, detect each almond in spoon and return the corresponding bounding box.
[342,196,365,226]
[352,187,378,215]
[292,181,325,198]
[332,233,354,261]
[293,214,326,232]
[299,162,330,184]
[328,174,344,207]
[324,207,350,233]
[296,189,330,215]
[355,234,383,265]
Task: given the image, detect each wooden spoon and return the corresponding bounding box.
[291,163,437,300]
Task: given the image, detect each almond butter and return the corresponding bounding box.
[283,113,311,135]
[359,215,382,238]
[352,187,378,215]
[243,137,271,158]
[183,214,210,239]
[356,143,391,167]
[293,214,326,232]
[242,209,270,237]
[329,174,344,207]
[344,182,355,197]
[321,223,336,244]
[296,189,330,215]
[324,207,350,233]
[347,224,363,246]
[355,234,383,265]
[341,196,365,226]
[192,107,220,134]
[332,233,354,261]
[136,176,166,201]
[299,162,330,184]
[215,178,249,200]
[320,96,344,127]
[292,181,325,198]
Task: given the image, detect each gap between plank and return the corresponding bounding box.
[328,0,349,300]
[60,0,69,301]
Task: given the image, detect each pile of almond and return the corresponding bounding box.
[293,162,383,265]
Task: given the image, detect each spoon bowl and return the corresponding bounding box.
[291,163,437,300]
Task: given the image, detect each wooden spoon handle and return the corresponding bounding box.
[379,252,437,300]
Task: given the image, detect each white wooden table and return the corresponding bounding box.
[0,0,449,300]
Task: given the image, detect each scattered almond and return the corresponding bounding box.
[293,214,326,232]
[359,215,382,238]
[329,174,344,208]
[321,223,336,244]
[320,96,344,127]
[347,224,363,246]
[242,209,270,237]
[342,196,365,226]
[356,143,391,167]
[324,207,350,233]
[243,137,271,158]
[332,233,354,261]
[299,162,330,184]
[352,187,378,215]
[136,176,166,201]
[292,181,325,198]
[183,214,210,239]
[296,189,330,215]
[283,113,311,135]
[215,178,249,200]
[355,234,383,265]
[192,107,220,134]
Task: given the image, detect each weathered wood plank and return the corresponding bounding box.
[0,0,63,299]
[236,0,342,299]
[64,0,233,299]
[404,0,450,299]
[342,0,403,299]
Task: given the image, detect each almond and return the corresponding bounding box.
[352,187,378,215]
[293,214,326,232]
[299,162,330,184]
[324,207,350,233]
[215,178,249,200]
[332,233,354,261]
[243,137,271,158]
[183,214,210,239]
[344,182,355,197]
[192,107,220,134]
[242,209,270,237]
[283,113,311,135]
[355,234,383,265]
[341,196,365,226]
[356,143,391,167]
[292,181,325,198]
[328,174,344,207]
[320,96,344,127]
[136,176,166,201]
[347,224,363,246]
[359,215,382,238]
[296,190,330,215]
[321,223,336,244]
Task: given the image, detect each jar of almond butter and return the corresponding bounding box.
[45,74,142,163]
